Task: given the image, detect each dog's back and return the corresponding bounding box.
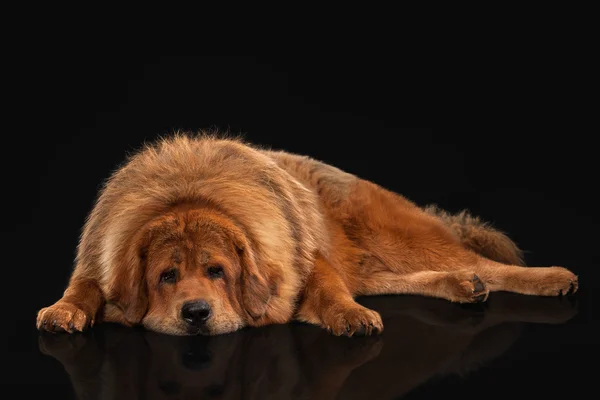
[266,149,524,268]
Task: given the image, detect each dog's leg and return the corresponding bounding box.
[475,261,578,296]
[296,255,384,336]
[37,278,104,333]
[358,259,577,302]
[358,270,490,303]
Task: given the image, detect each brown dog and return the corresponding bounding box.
[36,133,578,336]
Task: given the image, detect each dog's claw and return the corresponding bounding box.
[323,306,384,337]
[37,302,92,334]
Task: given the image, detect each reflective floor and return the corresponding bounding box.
[13,290,596,399]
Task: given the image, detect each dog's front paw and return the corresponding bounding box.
[323,305,384,337]
[37,302,93,333]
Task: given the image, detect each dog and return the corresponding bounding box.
[37,133,579,336]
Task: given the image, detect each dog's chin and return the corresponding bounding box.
[185,325,212,336]
[185,320,245,336]
[143,316,244,336]
[141,318,209,336]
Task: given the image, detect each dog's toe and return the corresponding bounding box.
[37,302,92,333]
[324,306,384,337]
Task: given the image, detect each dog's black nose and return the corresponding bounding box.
[181,300,212,326]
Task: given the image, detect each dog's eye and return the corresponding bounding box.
[207,265,224,279]
[160,268,178,284]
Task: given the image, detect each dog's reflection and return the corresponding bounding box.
[39,293,578,400]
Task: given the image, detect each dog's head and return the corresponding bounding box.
[107,205,277,335]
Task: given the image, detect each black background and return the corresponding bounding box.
[3,56,599,397]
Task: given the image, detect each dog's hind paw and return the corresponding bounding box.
[451,271,490,303]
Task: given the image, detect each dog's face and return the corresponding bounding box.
[117,206,273,336]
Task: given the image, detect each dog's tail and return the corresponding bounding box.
[424,205,525,266]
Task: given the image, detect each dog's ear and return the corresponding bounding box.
[232,234,273,321]
[106,229,150,325]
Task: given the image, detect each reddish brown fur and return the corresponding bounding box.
[37,133,578,336]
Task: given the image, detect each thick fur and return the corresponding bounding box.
[423,205,525,267]
[37,133,578,336]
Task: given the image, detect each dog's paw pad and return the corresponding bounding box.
[456,272,489,303]
[472,275,485,292]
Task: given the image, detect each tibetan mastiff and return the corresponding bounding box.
[37,134,578,336]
